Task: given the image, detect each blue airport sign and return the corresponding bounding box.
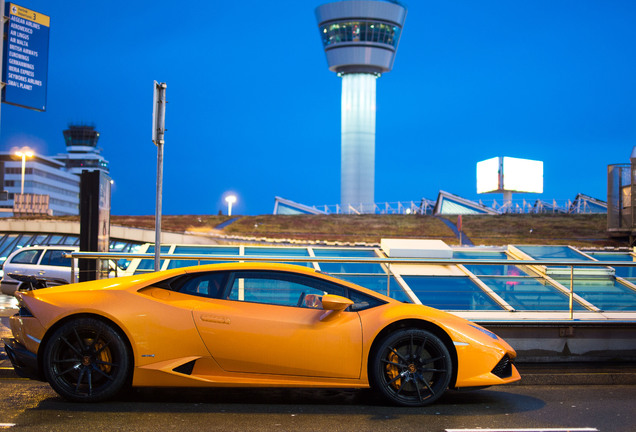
[2,3,50,111]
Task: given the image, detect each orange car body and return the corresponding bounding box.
[6,262,520,403]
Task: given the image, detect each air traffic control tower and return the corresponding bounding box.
[315,0,406,213]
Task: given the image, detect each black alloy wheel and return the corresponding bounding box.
[43,317,131,402]
[371,328,452,406]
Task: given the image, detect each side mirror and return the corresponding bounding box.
[321,294,354,312]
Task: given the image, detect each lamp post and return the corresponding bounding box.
[225,195,237,216]
[14,149,34,195]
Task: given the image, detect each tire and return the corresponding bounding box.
[370,329,452,407]
[43,317,131,402]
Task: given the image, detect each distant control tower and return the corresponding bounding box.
[315,0,406,213]
[55,125,110,175]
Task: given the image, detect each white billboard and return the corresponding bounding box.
[476,157,501,194]
[502,156,543,193]
[477,156,543,194]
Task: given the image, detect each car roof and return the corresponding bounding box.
[7,245,78,258]
[20,261,398,306]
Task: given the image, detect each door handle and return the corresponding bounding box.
[200,315,231,325]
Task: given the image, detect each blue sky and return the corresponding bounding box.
[2,0,635,215]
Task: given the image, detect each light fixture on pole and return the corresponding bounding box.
[225,195,237,216]
[14,149,34,195]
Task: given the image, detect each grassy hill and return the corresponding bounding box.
[13,214,623,248]
[458,214,618,248]
[108,213,623,248]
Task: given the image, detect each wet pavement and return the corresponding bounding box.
[1,294,18,375]
[0,293,18,311]
[0,380,634,431]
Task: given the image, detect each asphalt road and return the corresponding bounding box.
[2,295,635,431]
[0,380,633,432]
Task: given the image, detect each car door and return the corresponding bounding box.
[4,248,44,278]
[192,270,363,379]
[37,249,74,282]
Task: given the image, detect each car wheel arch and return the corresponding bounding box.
[367,319,458,389]
[38,313,135,385]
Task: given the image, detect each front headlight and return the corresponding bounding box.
[469,324,499,341]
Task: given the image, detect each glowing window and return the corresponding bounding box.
[319,21,401,49]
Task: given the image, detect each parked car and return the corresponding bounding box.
[0,246,78,295]
[3,262,520,405]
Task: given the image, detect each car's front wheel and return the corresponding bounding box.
[371,328,452,406]
[43,317,131,402]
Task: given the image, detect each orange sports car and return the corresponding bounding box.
[3,262,520,406]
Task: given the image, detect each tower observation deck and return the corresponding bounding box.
[55,125,110,175]
[316,0,407,213]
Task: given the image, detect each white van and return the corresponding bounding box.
[0,246,78,295]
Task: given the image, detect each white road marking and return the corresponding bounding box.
[445,429,599,432]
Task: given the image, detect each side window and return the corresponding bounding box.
[41,250,72,267]
[10,249,43,265]
[349,290,384,311]
[177,272,228,298]
[227,271,345,308]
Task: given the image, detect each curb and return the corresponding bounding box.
[513,372,636,386]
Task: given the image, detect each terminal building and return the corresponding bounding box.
[0,224,633,361]
[0,153,80,216]
[0,124,110,217]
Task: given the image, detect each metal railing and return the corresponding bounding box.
[311,199,606,215]
[68,251,636,320]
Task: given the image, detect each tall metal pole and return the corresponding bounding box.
[20,153,25,194]
[152,82,167,272]
[155,138,163,271]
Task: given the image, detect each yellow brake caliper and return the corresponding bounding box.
[386,351,401,389]
[94,341,112,373]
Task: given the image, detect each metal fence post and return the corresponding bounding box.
[71,257,76,284]
[570,265,574,320]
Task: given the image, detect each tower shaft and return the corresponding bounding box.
[341,73,376,213]
[316,0,406,213]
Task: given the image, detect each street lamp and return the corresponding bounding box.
[14,149,34,195]
[225,195,237,216]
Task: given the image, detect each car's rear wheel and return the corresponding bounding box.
[371,329,452,406]
[43,317,130,402]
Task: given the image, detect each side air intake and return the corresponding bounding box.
[172,360,197,375]
[491,355,513,379]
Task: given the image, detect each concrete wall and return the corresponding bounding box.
[484,323,636,363]
[0,219,218,245]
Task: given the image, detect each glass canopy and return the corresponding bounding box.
[124,244,636,314]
